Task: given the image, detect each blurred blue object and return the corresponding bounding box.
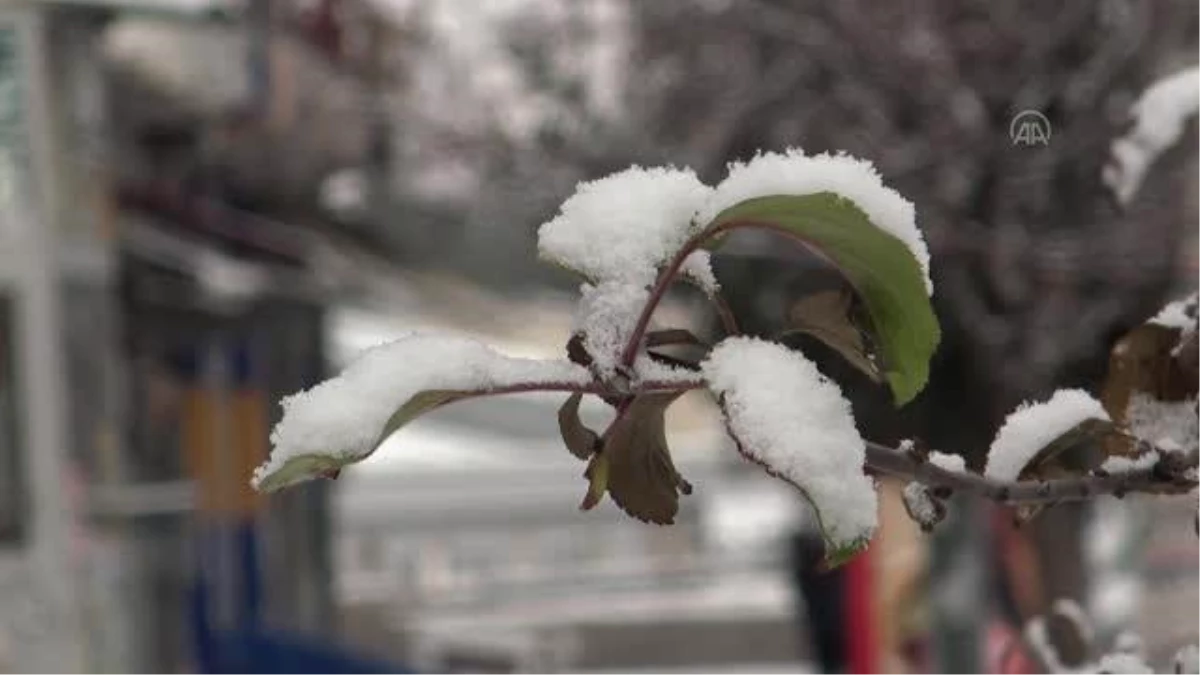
[188,522,412,673]
[189,618,408,674]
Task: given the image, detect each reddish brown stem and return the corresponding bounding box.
[619,222,746,369]
[712,291,741,337]
[618,217,833,369]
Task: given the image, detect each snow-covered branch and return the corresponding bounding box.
[1103,65,1200,206]
[867,441,1197,509]
[255,146,1196,573]
[1013,598,1197,674]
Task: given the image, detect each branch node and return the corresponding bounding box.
[901,438,930,463]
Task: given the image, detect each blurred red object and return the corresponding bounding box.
[988,619,1039,674]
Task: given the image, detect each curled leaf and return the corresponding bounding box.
[579,453,609,511]
[1104,323,1197,414]
[1018,418,1124,482]
[1011,417,1123,524]
[1045,599,1093,669]
[585,392,692,525]
[1102,301,1199,459]
[644,328,707,372]
[558,392,601,460]
[782,287,883,383]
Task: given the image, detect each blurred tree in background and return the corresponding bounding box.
[374,0,1197,648]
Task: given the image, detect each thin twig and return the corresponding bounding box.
[711,290,741,337]
[619,227,724,369]
[620,218,808,369]
[865,441,1197,506]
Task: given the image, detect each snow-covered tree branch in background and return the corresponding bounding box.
[251,148,1198,574]
[1008,597,1198,674]
[1103,64,1200,207]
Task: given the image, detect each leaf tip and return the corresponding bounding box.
[821,537,871,570]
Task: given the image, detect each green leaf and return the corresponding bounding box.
[585,392,692,524]
[727,433,870,569]
[253,454,349,493]
[781,288,883,384]
[703,193,940,405]
[822,538,870,570]
[254,389,469,492]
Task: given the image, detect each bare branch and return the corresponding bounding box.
[866,441,1197,506]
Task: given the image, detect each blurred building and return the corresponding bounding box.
[0,0,407,670]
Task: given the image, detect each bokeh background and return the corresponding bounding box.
[0,0,1196,672]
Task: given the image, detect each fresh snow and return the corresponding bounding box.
[1051,598,1094,646]
[1023,615,1068,674]
[1149,292,1198,329]
[539,150,926,374]
[1096,651,1153,674]
[538,166,715,374]
[698,149,933,295]
[929,451,966,473]
[1024,618,1158,675]
[902,482,938,529]
[1100,450,1159,475]
[1125,394,1198,454]
[632,352,704,387]
[572,280,650,376]
[538,165,713,287]
[1112,631,1146,656]
[1175,645,1199,674]
[702,337,877,548]
[984,389,1110,481]
[254,333,590,488]
[1103,65,1200,206]
[679,249,720,295]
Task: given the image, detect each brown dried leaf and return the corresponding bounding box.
[1013,417,1126,525]
[1045,606,1092,669]
[1102,318,1198,460]
[782,288,883,384]
[600,392,691,525]
[1017,418,1125,483]
[558,392,601,460]
[1104,323,1196,412]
